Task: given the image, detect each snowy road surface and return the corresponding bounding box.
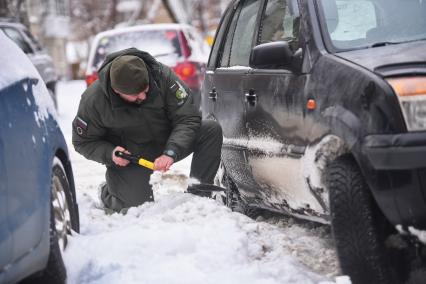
[57,81,348,284]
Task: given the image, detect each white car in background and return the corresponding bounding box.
[85,24,210,108]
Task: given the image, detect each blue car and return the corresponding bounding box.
[0,32,79,283]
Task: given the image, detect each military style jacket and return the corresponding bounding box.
[72,48,201,166]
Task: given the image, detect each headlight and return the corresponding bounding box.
[387,77,426,131]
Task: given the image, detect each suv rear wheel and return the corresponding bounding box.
[326,155,406,284]
[34,157,79,283]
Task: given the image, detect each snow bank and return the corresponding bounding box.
[65,192,327,284]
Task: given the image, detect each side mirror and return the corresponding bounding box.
[249,41,294,69]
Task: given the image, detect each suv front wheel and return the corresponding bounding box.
[326,155,406,284]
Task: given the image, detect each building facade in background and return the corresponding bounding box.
[27,0,70,78]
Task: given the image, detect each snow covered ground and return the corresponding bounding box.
[57,81,348,284]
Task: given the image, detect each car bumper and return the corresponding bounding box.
[363,132,426,170]
[362,132,426,229]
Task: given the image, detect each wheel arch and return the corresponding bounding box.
[320,105,372,187]
[309,133,373,217]
[322,105,363,150]
[54,148,79,233]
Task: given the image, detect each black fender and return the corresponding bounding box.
[322,106,403,226]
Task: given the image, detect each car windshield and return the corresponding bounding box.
[92,29,182,70]
[318,0,426,50]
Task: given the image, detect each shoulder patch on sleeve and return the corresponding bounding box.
[74,116,88,136]
[174,81,189,105]
[169,82,179,93]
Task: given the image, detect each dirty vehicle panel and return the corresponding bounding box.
[203,0,426,244]
[204,0,264,198]
[203,0,426,282]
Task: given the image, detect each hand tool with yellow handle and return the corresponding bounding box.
[115,151,225,194]
[114,151,154,170]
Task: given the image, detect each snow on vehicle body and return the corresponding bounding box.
[0,32,79,284]
[0,19,59,109]
[202,0,426,283]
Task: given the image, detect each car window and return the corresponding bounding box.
[92,30,182,70]
[208,4,235,68]
[2,27,33,54]
[22,29,43,51]
[219,4,241,67]
[319,0,426,50]
[229,0,261,66]
[258,0,301,51]
[325,0,378,42]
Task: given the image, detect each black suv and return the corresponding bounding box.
[0,19,58,107]
[202,0,426,283]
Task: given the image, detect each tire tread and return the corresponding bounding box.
[327,156,395,284]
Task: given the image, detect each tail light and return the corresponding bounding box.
[174,62,196,79]
[85,72,98,87]
[173,62,203,91]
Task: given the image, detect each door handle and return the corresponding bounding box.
[245,89,257,105]
[209,88,217,101]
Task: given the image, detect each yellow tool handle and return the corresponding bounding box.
[138,158,154,170]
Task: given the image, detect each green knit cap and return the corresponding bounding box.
[110,55,149,95]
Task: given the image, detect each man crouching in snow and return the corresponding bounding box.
[72,47,222,213]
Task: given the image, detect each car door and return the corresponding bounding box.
[244,0,324,213]
[203,0,263,199]
[0,78,49,263]
[0,95,12,277]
